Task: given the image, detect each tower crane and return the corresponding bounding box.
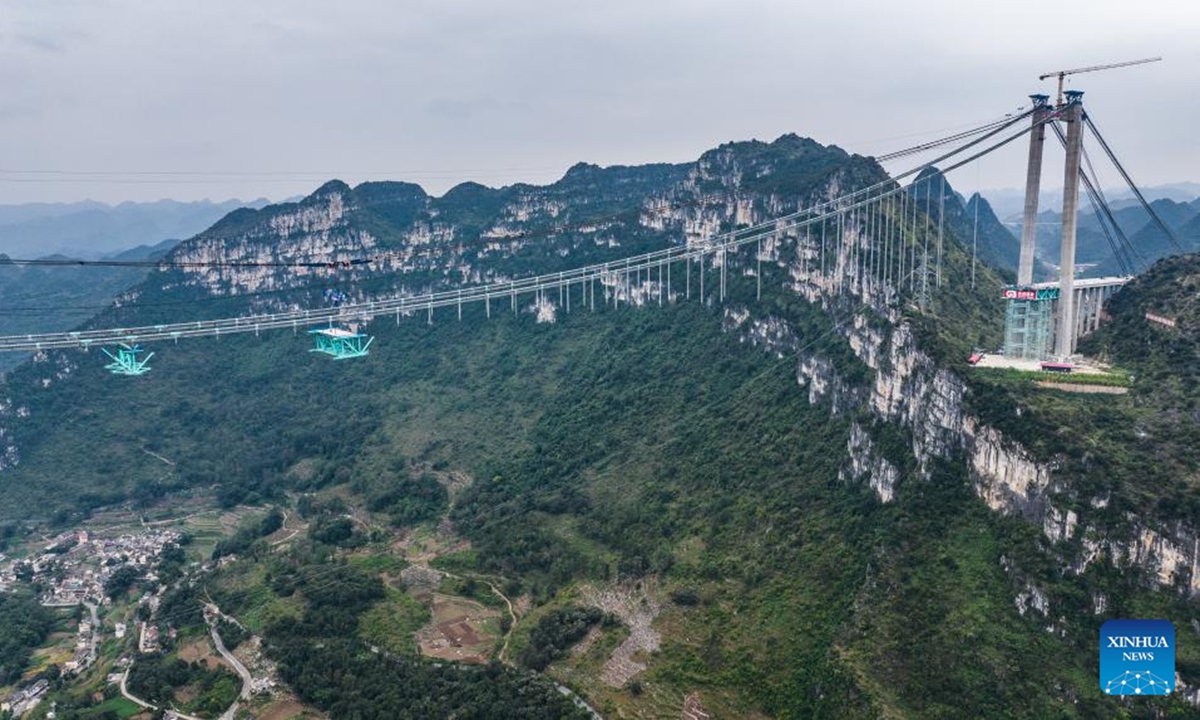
[1040,57,1161,106]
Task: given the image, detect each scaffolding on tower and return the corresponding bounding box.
[1002,286,1058,360]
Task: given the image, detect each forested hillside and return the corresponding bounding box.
[0,241,177,375]
[0,592,54,687]
[1,136,1199,717]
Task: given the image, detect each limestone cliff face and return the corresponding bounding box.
[165,184,449,298]
[841,422,900,503]
[696,161,1200,604]
[718,307,1200,624]
[3,134,1196,605]
[835,314,1200,599]
[161,166,694,303]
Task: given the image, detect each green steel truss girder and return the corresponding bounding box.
[308,329,373,359]
[102,344,153,376]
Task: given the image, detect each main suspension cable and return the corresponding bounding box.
[1084,113,1183,252]
[0,113,1049,347]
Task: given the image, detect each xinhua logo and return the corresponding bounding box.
[1100,619,1175,696]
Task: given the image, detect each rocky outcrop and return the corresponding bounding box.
[841,422,900,503]
[1014,584,1050,618]
[578,583,662,689]
[706,167,1200,599]
[1127,526,1200,594]
[0,396,18,471]
[808,299,1200,596]
[4,132,1196,603]
[967,418,1053,521]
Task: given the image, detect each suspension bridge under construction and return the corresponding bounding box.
[0,88,1177,374]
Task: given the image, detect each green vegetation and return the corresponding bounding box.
[296,494,347,518]
[430,548,482,575]
[272,639,590,719]
[307,516,362,547]
[4,140,1199,717]
[358,467,449,527]
[348,552,408,576]
[967,254,1200,533]
[156,541,189,585]
[835,467,1093,718]
[159,582,207,630]
[0,592,54,686]
[970,366,1133,387]
[86,696,144,718]
[126,654,241,717]
[438,575,505,609]
[358,587,430,656]
[518,606,607,670]
[211,506,282,559]
[33,693,145,720]
[0,524,21,553]
[103,565,142,599]
[0,261,153,376]
[201,548,588,718]
[216,618,248,651]
[3,259,1181,716]
[1086,253,1200,411]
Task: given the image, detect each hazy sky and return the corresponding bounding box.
[1,0,1195,204]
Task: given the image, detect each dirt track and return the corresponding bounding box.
[1034,381,1128,394]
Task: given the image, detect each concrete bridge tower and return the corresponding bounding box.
[1018,94,1051,285]
[1054,90,1085,358]
[1002,94,1056,360]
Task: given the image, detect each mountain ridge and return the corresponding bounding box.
[0,197,272,259]
[1,135,1199,717]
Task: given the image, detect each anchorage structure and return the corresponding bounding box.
[308,327,373,359]
[102,344,153,376]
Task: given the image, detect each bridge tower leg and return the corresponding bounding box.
[1018,95,1051,285]
[1055,91,1085,358]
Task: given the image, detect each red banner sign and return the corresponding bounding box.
[1003,288,1038,300]
[1003,286,1060,301]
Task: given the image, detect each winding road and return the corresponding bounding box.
[84,601,100,665]
[119,668,204,720]
[121,603,250,720]
[205,603,254,720]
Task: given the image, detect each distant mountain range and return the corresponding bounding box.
[4,136,1200,716]
[1008,196,1200,279]
[0,198,273,375]
[0,198,274,259]
[982,182,1200,221]
[0,239,181,375]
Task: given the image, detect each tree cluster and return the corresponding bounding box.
[517,606,608,671]
[0,592,54,685]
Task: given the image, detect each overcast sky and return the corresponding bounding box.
[0,0,1195,205]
